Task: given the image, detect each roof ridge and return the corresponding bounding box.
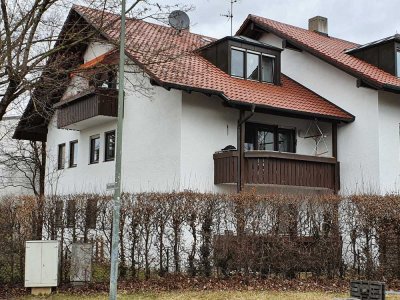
[248,14,359,47]
[72,5,216,42]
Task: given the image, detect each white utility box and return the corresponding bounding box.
[25,240,60,288]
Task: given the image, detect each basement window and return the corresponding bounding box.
[245,122,295,153]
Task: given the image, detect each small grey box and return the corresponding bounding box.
[350,280,385,300]
[70,243,92,284]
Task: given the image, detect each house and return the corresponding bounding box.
[0,116,36,196]
[13,6,400,196]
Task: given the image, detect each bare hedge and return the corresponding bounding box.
[0,191,399,284]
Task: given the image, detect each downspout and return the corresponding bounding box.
[237,104,256,193]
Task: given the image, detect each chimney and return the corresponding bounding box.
[308,16,328,35]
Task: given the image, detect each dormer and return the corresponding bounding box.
[199,36,282,85]
[346,35,400,77]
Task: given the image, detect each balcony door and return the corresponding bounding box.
[245,122,295,153]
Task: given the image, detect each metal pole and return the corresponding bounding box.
[109,0,126,299]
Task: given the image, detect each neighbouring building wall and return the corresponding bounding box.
[260,33,381,195]
[0,117,35,196]
[378,91,400,193]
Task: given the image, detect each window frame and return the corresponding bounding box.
[396,48,400,77]
[57,143,66,170]
[246,51,261,81]
[69,140,78,168]
[245,122,296,153]
[230,47,246,78]
[230,47,276,84]
[104,130,116,162]
[89,135,100,164]
[261,53,275,83]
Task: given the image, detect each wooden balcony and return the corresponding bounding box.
[55,87,118,130]
[213,150,340,191]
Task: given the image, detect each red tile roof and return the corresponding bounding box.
[240,15,400,90]
[72,6,354,122]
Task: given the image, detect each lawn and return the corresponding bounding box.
[21,291,400,300]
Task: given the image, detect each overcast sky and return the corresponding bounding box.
[163,0,400,45]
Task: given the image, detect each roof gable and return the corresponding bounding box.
[238,15,400,92]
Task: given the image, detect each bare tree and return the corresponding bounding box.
[0,117,43,195]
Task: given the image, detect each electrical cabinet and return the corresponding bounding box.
[25,241,60,287]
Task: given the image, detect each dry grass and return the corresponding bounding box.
[21,291,400,300]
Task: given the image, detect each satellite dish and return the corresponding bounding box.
[168,10,190,31]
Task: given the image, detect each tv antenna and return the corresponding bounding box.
[221,0,239,36]
[168,10,190,33]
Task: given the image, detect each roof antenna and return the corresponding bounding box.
[221,0,239,36]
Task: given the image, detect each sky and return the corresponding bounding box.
[160,0,400,45]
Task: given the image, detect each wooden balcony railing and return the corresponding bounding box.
[213,150,340,191]
[55,87,118,129]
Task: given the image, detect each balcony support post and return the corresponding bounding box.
[237,110,245,193]
[332,122,338,159]
[236,105,255,193]
[332,122,339,193]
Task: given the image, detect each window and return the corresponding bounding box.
[55,200,64,228]
[247,52,260,80]
[66,199,76,228]
[262,55,275,83]
[85,199,98,229]
[90,135,100,164]
[58,143,66,170]
[104,131,116,161]
[231,47,276,83]
[278,129,295,152]
[69,140,78,168]
[256,127,275,151]
[245,123,295,153]
[231,49,244,78]
[90,70,117,89]
[397,49,400,77]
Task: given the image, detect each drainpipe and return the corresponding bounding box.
[237,104,256,193]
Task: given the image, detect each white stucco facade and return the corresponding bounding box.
[45,36,400,196]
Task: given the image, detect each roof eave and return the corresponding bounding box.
[155,81,354,123]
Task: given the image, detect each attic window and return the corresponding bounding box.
[231,49,245,78]
[262,55,275,83]
[230,47,276,83]
[397,49,400,77]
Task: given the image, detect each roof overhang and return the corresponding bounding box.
[150,79,354,124]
